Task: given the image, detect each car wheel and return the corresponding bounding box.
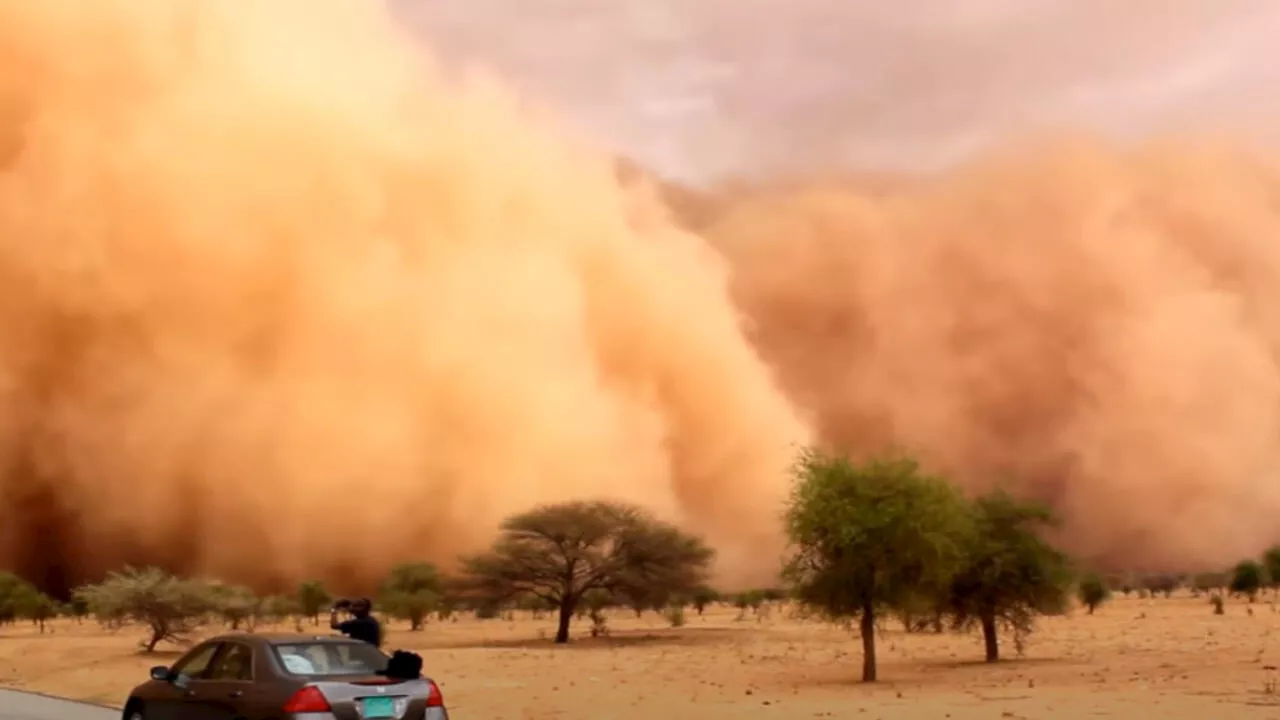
[122,699,146,720]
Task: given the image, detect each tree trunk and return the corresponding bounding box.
[981,612,999,663]
[1087,603,1096,615]
[859,603,877,682]
[554,596,574,644]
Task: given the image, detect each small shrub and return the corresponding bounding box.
[296,581,331,625]
[1231,560,1266,603]
[1211,593,1225,615]
[690,587,719,615]
[1077,573,1111,614]
[663,603,686,628]
[589,609,609,637]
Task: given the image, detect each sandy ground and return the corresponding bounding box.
[2,594,1280,719]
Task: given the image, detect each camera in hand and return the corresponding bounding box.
[332,598,353,611]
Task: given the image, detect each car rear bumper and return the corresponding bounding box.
[286,708,448,720]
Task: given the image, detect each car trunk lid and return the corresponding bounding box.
[310,676,430,720]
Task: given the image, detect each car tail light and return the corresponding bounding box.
[283,686,331,713]
[426,680,444,707]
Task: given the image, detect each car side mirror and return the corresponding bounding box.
[149,666,171,682]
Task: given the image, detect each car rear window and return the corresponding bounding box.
[272,641,389,676]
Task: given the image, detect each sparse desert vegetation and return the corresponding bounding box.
[5,449,1280,718]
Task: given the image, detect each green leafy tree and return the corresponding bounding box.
[379,562,444,631]
[760,588,787,602]
[0,572,36,625]
[66,594,90,624]
[618,583,670,618]
[690,586,720,615]
[1192,571,1228,596]
[943,490,1073,662]
[783,450,973,682]
[1140,574,1180,599]
[1264,547,1280,596]
[1230,559,1265,602]
[1076,573,1111,615]
[209,583,260,631]
[74,567,215,651]
[14,588,58,633]
[732,590,764,620]
[258,595,303,630]
[297,581,332,625]
[459,500,713,643]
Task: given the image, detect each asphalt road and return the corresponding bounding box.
[0,690,116,720]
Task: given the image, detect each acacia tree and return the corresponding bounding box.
[459,500,713,643]
[74,566,215,652]
[13,585,58,633]
[297,581,332,625]
[690,587,720,615]
[1140,574,1180,599]
[1230,559,1265,602]
[943,490,1073,662]
[379,562,443,631]
[0,572,36,625]
[1264,547,1280,597]
[783,449,973,682]
[1076,573,1111,615]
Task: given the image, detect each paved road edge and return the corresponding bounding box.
[0,687,118,720]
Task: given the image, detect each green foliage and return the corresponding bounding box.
[472,599,503,620]
[208,583,260,631]
[1192,572,1228,595]
[12,585,58,633]
[618,584,669,617]
[459,500,713,643]
[760,588,787,602]
[663,603,686,628]
[1230,559,1265,602]
[944,489,1073,662]
[783,449,973,682]
[297,581,332,625]
[257,595,303,630]
[74,566,216,651]
[66,594,90,623]
[378,562,443,631]
[895,591,945,634]
[1264,547,1280,591]
[434,593,458,622]
[1076,573,1111,614]
[690,586,720,615]
[734,590,763,609]
[0,572,37,624]
[1139,574,1180,598]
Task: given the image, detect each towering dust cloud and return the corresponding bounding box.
[2,1,1280,595]
[695,139,1280,573]
[0,0,808,592]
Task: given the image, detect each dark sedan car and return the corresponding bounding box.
[122,632,449,720]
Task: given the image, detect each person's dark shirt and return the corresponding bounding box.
[337,615,382,648]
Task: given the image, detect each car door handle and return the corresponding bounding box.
[227,690,243,699]
[183,690,198,698]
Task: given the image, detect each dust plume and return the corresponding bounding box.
[3,0,1280,598]
[696,138,1280,573]
[0,0,808,593]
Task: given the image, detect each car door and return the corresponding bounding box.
[147,641,223,720]
[199,641,261,720]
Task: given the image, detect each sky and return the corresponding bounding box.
[391,0,1280,181]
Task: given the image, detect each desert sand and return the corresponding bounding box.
[2,595,1279,719]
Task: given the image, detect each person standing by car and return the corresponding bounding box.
[330,597,383,648]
